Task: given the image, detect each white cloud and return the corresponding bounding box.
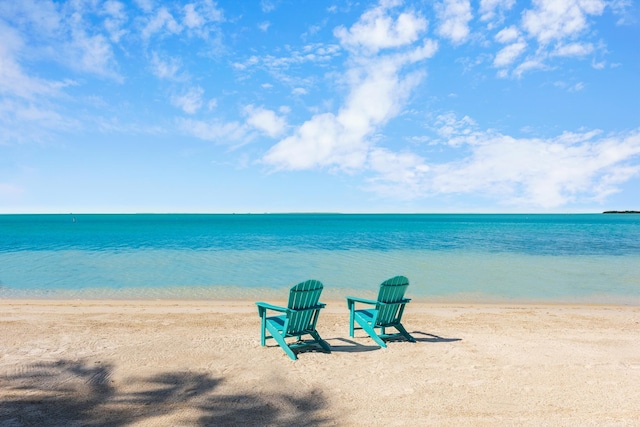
[522,0,606,45]
[366,121,640,208]
[493,40,527,67]
[171,86,204,114]
[435,0,473,45]
[494,26,520,43]
[181,1,224,38]
[263,1,437,172]
[244,105,287,138]
[489,0,610,78]
[334,0,427,54]
[552,42,594,57]
[262,53,432,171]
[513,58,547,77]
[263,112,357,171]
[263,47,437,171]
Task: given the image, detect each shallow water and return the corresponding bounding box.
[1,214,639,303]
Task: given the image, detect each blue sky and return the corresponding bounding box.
[1,0,639,213]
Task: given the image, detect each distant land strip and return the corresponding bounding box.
[603,210,640,214]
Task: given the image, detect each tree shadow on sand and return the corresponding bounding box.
[1,359,329,426]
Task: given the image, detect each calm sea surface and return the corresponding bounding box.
[1,214,639,303]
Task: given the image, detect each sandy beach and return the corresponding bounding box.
[1,299,639,426]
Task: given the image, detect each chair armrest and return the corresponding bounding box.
[377,298,412,306]
[346,296,377,308]
[289,303,326,313]
[255,302,289,316]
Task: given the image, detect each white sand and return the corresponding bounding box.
[1,300,639,426]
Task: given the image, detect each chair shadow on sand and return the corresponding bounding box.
[320,332,462,354]
[259,332,460,358]
[410,331,462,343]
[260,336,380,358]
[323,337,381,353]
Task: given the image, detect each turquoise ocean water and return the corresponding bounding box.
[1,214,639,304]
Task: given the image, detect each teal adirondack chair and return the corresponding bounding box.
[256,280,331,360]
[346,275,416,348]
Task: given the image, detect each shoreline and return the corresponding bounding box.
[2,292,639,306]
[1,297,639,308]
[2,299,639,425]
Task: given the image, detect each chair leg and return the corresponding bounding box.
[260,315,267,347]
[310,330,331,352]
[349,306,355,338]
[266,323,297,360]
[355,318,387,348]
[395,323,416,342]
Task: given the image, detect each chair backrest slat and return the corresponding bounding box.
[287,280,323,335]
[376,275,409,326]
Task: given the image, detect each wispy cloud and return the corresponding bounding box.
[172,86,204,114]
[141,7,182,39]
[102,0,128,43]
[479,0,515,25]
[178,118,246,143]
[0,25,68,100]
[0,1,122,80]
[368,118,640,209]
[178,104,287,144]
[150,52,183,80]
